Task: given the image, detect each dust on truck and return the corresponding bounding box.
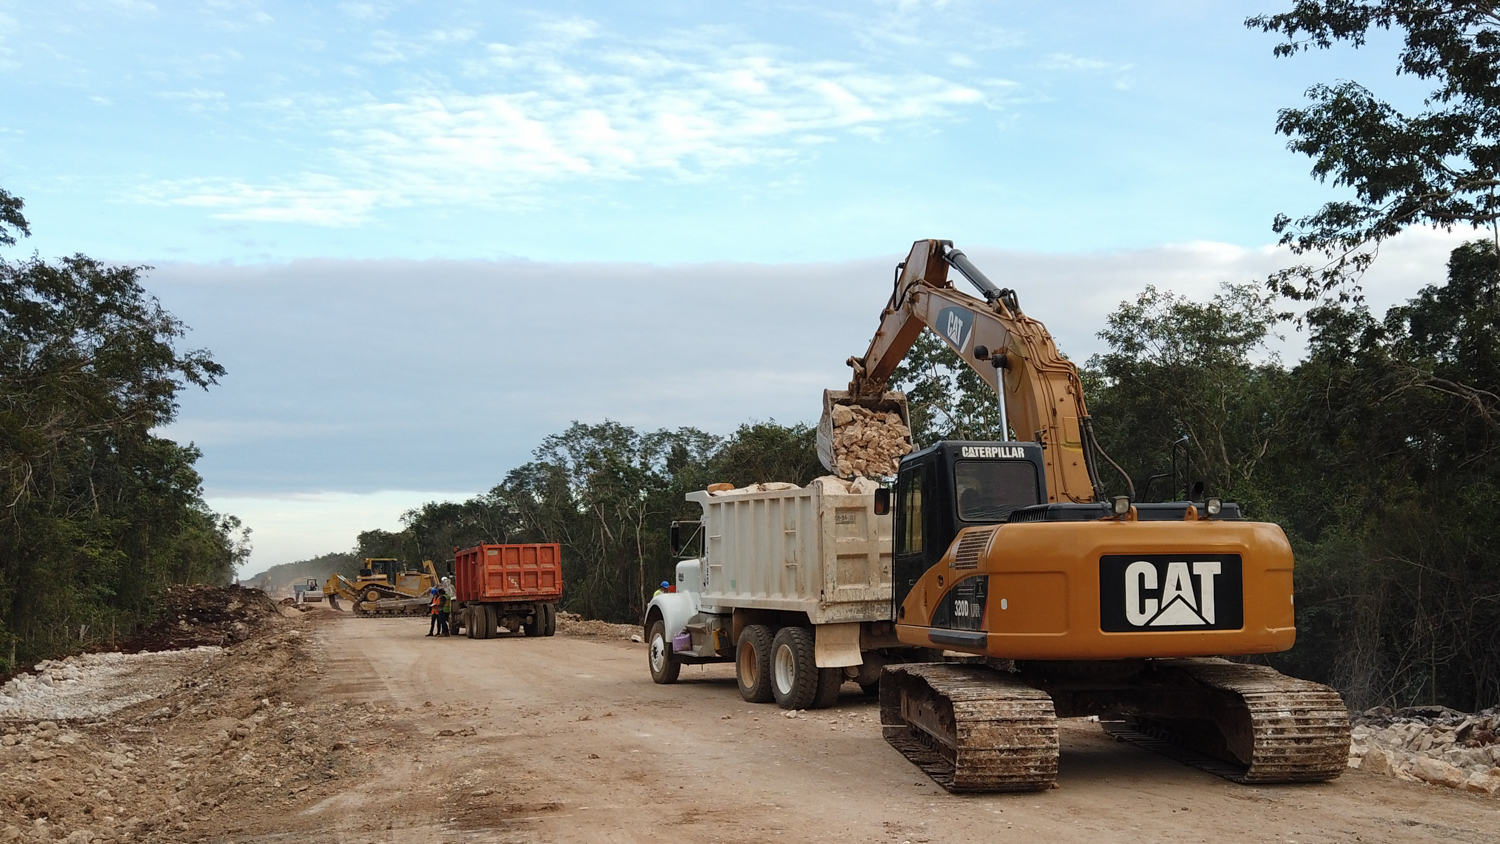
[644,477,918,710]
[451,543,563,639]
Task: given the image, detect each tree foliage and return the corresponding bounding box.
[0,188,246,673]
[290,420,821,625]
[1248,2,1500,299]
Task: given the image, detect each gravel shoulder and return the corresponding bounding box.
[4,608,1497,844]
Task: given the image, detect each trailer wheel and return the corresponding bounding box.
[771,627,819,710]
[647,619,680,684]
[736,625,774,703]
[542,603,557,637]
[812,667,843,709]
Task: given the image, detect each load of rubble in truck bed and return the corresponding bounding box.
[817,390,914,479]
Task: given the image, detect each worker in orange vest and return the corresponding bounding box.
[426,587,441,636]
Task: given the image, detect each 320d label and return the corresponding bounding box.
[1099,555,1243,632]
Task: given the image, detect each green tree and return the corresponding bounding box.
[0,188,242,671]
[890,330,1004,446]
[1249,2,1500,299]
[1085,283,1289,507]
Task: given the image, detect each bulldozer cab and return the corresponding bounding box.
[358,558,400,584]
[891,441,1047,613]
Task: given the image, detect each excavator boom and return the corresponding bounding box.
[846,239,1097,503]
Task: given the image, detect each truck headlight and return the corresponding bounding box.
[1111,496,1131,516]
[1205,497,1222,517]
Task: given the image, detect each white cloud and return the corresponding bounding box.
[147,17,996,224]
[153,227,1475,564]
[1040,52,1133,74]
[217,490,476,573]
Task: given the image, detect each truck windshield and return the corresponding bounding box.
[955,460,1040,522]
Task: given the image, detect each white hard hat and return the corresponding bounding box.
[441,576,450,582]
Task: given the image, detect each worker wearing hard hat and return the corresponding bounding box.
[653,580,670,597]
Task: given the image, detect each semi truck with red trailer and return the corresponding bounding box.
[450,543,563,639]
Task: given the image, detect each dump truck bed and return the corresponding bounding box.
[690,478,893,624]
[453,543,564,603]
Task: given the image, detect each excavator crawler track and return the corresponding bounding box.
[880,663,1058,793]
[1100,658,1350,783]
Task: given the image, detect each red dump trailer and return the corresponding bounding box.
[451,543,563,639]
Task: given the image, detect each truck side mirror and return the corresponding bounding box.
[670,523,683,556]
[873,487,891,516]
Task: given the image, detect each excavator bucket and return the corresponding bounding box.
[816,389,913,479]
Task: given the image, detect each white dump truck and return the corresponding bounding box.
[643,476,922,709]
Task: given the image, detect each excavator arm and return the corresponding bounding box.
[846,239,1098,504]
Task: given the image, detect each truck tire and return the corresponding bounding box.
[812,667,843,709]
[859,680,880,697]
[476,605,496,640]
[647,619,680,684]
[771,627,819,710]
[542,603,557,637]
[523,604,542,637]
[461,607,474,638]
[736,625,774,703]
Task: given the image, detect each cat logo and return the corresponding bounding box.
[935,306,974,353]
[1098,555,1244,632]
[1125,560,1218,626]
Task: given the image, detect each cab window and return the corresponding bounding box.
[955,460,1040,522]
[897,467,924,555]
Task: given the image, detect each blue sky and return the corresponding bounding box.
[0,2,1465,572]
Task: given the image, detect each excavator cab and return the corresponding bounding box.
[891,440,1047,614]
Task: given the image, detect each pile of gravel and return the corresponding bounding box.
[0,647,223,721]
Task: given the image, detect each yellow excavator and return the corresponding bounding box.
[842,240,1349,792]
[323,558,440,616]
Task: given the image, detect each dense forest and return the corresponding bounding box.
[0,190,250,675]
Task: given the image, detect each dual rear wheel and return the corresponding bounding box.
[736,624,843,709]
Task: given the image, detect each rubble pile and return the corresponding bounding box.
[1348,705,1500,796]
[556,611,637,640]
[828,404,912,478]
[125,584,281,652]
[0,647,222,721]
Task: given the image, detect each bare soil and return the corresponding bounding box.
[4,607,1498,844]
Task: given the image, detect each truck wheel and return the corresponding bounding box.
[476,605,496,640]
[542,603,557,637]
[647,619,680,684]
[463,607,475,639]
[812,668,843,709]
[771,627,818,710]
[859,680,880,697]
[522,606,541,637]
[736,625,774,703]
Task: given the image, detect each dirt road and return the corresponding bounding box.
[291,616,1496,844]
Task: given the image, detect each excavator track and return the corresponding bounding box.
[1099,658,1350,783]
[880,663,1058,793]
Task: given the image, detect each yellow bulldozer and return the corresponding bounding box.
[323,558,442,617]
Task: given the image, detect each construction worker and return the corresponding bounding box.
[653,580,670,598]
[427,586,441,636]
[437,589,452,636]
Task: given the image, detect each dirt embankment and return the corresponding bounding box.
[0,588,430,844]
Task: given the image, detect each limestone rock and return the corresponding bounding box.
[1463,767,1500,796]
[1410,756,1466,788]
